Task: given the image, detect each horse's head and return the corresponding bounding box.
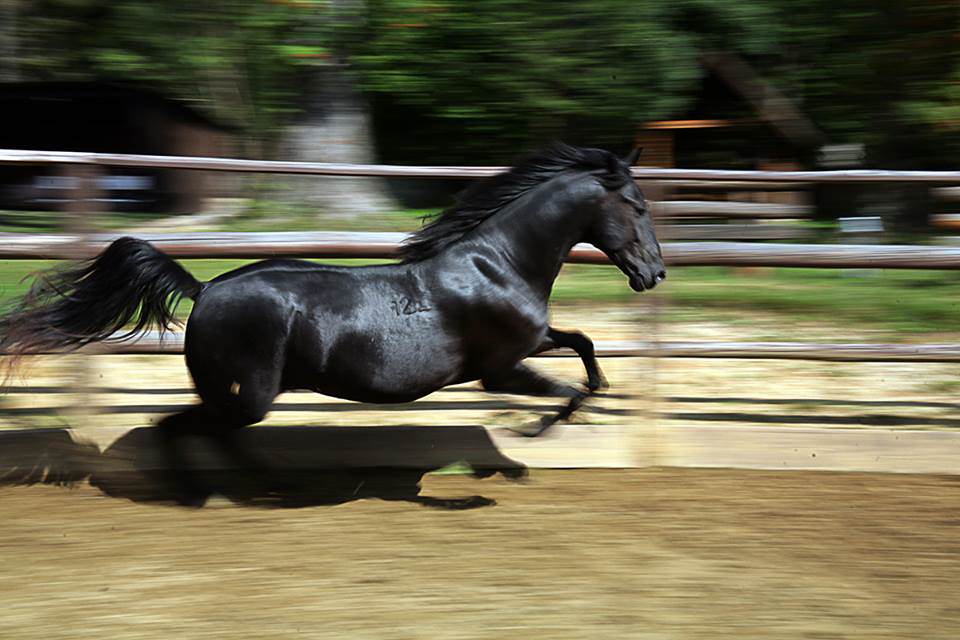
[583,148,666,292]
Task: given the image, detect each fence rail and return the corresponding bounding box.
[654,201,809,219]
[1,148,959,367]
[1,231,959,269]
[63,333,960,362]
[7,148,960,183]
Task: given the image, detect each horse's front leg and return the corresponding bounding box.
[536,327,608,392]
[482,363,587,437]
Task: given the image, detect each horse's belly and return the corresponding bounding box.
[293,326,463,403]
[308,363,453,404]
[310,382,433,405]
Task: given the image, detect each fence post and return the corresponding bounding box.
[634,181,666,468]
[60,163,101,428]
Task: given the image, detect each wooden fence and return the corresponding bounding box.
[3,148,960,363]
[8,229,960,269]
[5,149,960,476]
[79,332,960,363]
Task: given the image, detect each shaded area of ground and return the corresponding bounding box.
[1,469,959,639]
[0,423,530,507]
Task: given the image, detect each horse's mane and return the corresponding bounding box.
[398,143,632,263]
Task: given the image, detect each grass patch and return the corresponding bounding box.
[660,266,960,334]
[920,378,960,394]
[428,461,477,476]
[0,210,68,233]
[219,202,433,233]
[552,264,635,302]
[0,209,168,233]
[0,205,436,235]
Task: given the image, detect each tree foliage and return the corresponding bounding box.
[355,0,782,161]
[16,0,329,154]
[9,0,960,167]
[767,0,960,167]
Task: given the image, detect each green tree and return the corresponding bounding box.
[12,0,960,173]
[16,0,400,214]
[356,0,782,162]
[767,0,960,168]
[16,0,311,155]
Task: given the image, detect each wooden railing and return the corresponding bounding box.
[2,148,960,363]
[6,148,960,182]
[74,332,960,363]
[2,230,960,270]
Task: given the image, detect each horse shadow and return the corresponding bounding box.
[1,425,528,509]
[0,428,101,486]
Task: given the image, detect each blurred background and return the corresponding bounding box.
[4,4,960,638]
[0,0,958,420]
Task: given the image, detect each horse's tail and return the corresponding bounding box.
[0,236,202,368]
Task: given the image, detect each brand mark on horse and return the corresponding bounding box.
[390,297,431,316]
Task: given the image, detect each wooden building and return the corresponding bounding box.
[636,53,828,239]
[0,82,234,214]
[637,52,826,171]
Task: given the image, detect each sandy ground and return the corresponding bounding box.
[3,306,960,638]
[3,305,960,437]
[1,468,959,639]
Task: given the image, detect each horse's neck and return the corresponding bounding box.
[465,180,590,296]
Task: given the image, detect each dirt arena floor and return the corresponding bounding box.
[2,468,959,639]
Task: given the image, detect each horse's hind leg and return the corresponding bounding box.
[156,373,279,506]
[539,327,608,391]
[198,368,285,493]
[156,405,213,506]
[482,363,587,437]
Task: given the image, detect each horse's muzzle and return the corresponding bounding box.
[625,263,666,292]
[607,245,665,293]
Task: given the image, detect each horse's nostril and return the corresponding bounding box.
[655,270,666,283]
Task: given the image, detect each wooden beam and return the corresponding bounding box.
[653,201,810,219]
[658,224,805,241]
[65,333,960,362]
[2,232,960,269]
[663,242,960,269]
[643,119,741,130]
[5,149,960,183]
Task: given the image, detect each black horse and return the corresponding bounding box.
[0,143,665,503]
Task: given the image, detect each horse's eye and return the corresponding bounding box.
[622,195,646,216]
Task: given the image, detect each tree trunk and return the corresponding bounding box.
[0,0,18,83]
[283,57,398,218]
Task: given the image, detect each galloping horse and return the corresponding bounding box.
[0,143,665,503]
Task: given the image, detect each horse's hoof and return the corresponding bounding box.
[441,495,495,509]
[507,418,553,438]
[175,493,208,508]
[588,373,609,392]
[415,495,496,509]
[499,466,529,481]
[465,495,497,508]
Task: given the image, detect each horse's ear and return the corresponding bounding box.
[607,153,621,175]
[623,146,643,166]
